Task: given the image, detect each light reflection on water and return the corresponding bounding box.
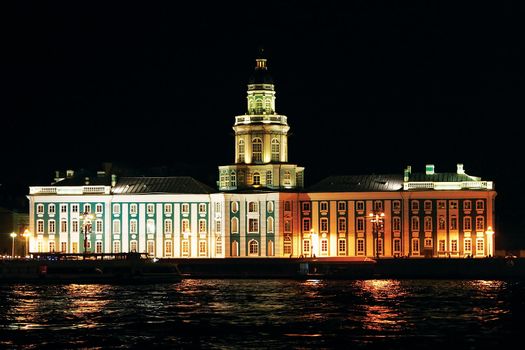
[1,279,524,349]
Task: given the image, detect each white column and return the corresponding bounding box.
[156,203,163,258]
[139,203,146,253]
[122,203,129,253]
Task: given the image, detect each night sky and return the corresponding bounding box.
[2,1,524,248]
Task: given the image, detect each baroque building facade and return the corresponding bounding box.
[26,54,497,259]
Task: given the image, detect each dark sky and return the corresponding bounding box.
[2,1,524,248]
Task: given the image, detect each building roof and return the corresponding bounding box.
[52,175,112,187]
[112,177,216,194]
[307,175,404,192]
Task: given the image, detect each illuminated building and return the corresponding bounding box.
[27,53,497,259]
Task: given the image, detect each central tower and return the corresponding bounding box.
[218,50,304,191]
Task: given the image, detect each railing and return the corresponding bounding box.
[235,114,287,125]
[30,186,111,195]
[404,181,494,190]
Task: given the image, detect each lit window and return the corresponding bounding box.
[199,203,206,214]
[49,241,56,253]
[393,238,401,253]
[338,239,346,255]
[199,241,207,256]
[129,204,137,215]
[238,139,245,163]
[424,238,432,248]
[231,217,238,233]
[412,239,420,254]
[338,217,346,232]
[476,238,484,255]
[393,217,401,231]
[130,220,137,234]
[266,171,272,186]
[165,240,172,257]
[147,204,154,215]
[147,241,154,256]
[113,220,121,234]
[283,170,291,183]
[439,240,446,252]
[231,240,239,257]
[164,219,172,234]
[283,236,292,255]
[181,219,189,233]
[113,241,121,254]
[230,171,237,187]
[215,236,222,255]
[113,204,120,215]
[181,204,189,214]
[464,238,472,253]
[303,240,311,254]
[252,138,263,162]
[248,218,259,233]
[321,239,328,254]
[253,172,261,185]
[267,217,274,233]
[267,240,274,256]
[249,240,259,255]
[182,240,190,256]
[451,240,458,252]
[231,201,239,213]
[267,201,274,213]
[248,201,258,213]
[199,219,206,233]
[37,204,44,214]
[48,220,56,234]
[357,239,365,254]
[164,204,172,214]
[95,241,102,253]
[271,138,280,162]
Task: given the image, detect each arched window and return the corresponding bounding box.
[252,138,262,162]
[253,172,261,185]
[255,99,262,113]
[230,171,236,187]
[267,216,274,233]
[249,239,259,255]
[271,138,280,162]
[232,240,239,257]
[265,99,272,114]
[231,217,239,233]
[267,240,274,256]
[238,139,245,163]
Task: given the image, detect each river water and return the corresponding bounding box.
[1,279,524,349]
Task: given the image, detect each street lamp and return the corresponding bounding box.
[23,229,31,257]
[81,211,95,254]
[485,226,495,257]
[10,232,17,258]
[369,211,385,259]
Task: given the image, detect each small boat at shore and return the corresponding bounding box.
[0,252,183,284]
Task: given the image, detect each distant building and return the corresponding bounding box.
[27,53,497,258]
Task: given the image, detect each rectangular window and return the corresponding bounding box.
[424,238,432,248]
[411,217,420,231]
[248,202,258,213]
[113,241,121,254]
[199,219,207,233]
[374,201,383,211]
[438,215,446,230]
[393,238,401,253]
[61,242,67,253]
[130,220,137,234]
[476,216,484,231]
[451,239,458,252]
[283,237,292,255]
[49,220,56,234]
[302,202,311,211]
[164,204,172,214]
[320,218,328,233]
[199,241,207,256]
[113,204,120,215]
[357,217,365,232]
[392,200,401,212]
[302,218,311,232]
[37,220,44,233]
[412,239,420,254]
[284,201,291,212]
[321,239,328,254]
[248,218,259,233]
[61,220,68,233]
[165,241,173,257]
[49,204,55,215]
[129,204,137,215]
[96,220,103,233]
[147,241,155,256]
[164,220,172,234]
[215,219,221,233]
[393,217,401,231]
[424,200,432,211]
[449,201,458,210]
[182,240,190,256]
[130,240,138,252]
[182,203,190,214]
[356,201,365,212]
[49,241,55,253]
[450,215,458,230]
[356,239,365,254]
[464,200,472,211]
[437,200,446,209]
[199,203,206,213]
[113,220,121,234]
[377,238,383,255]
[284,219,291,233]
[464,216,472,231]
[424,217,432,231]
[338,239,346,255]
[147,204,154,215]
[303,240,311,254]
[337,201,346,211]
[60,204,67,213]
[95,241,102,253]
[71,204,79,213]
[476,238,484,255]
[320,201,328,212]
[181,219,190,233]
[464,238,472,252]
[411,201,419,211]
[476,200,485,211]
[215,237,222,255]
[72,220,79,233]
[439,240,446,252]
[338,217,347,232]
[96,204,103,214]
[37,204,44,214]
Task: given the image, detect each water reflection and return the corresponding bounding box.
[1,279,523,348]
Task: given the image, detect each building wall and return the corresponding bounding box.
[27,188,496,258]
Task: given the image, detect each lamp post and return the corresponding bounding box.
[10,232,17,258]
[369,211,385,259]
[485,226,495,257]
[81,211,95,255]
[23,229,31,257]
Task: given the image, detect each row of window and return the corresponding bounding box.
[237,138,281,163]
[300,199,486,213]
[231,201,275,214]
[36,203,212,216]
[220,170,292,187]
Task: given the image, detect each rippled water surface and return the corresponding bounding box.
[1,279,524,349]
